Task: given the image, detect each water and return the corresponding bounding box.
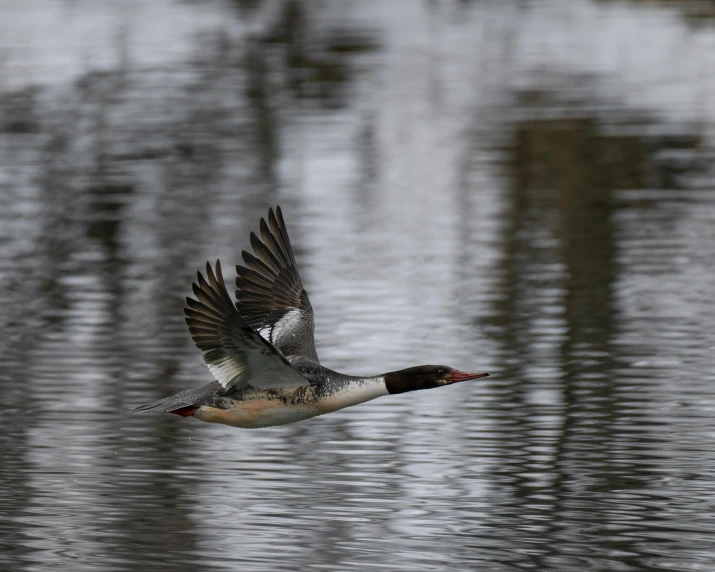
[1,1,715,570]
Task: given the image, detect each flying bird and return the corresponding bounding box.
[132,207,489,428]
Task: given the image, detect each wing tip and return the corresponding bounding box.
[259,217,271,240]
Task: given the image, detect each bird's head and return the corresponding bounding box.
[384,365,489,394]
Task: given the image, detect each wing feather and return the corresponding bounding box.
[235,206,319,362]
[184,260,309,392]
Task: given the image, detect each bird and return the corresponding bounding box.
[132,206,490,428]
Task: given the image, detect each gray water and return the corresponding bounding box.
[2,1,715,570]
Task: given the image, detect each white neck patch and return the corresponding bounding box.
[316,376,388,414]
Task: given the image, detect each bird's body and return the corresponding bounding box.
[132,207,489,429]
[161,360,388,428]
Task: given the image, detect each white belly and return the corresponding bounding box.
[194,400,319,429]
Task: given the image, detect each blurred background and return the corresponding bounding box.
[1,1,715,570]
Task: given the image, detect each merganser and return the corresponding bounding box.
[132,207,489,428]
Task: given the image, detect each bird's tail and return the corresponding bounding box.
[130,382,220,416]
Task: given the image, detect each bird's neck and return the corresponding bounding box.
[314,375,388,414]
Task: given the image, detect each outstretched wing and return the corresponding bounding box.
[235,206,319,362]
[184,260,310,392]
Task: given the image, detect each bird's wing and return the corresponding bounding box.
[184,260,310,392]
[234,206,319,362]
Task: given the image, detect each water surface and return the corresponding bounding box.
[2,1,715,570]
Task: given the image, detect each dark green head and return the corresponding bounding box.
[384,365,489,395]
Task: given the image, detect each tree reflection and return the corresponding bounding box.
[483,101,703,567]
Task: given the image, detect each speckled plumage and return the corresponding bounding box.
[131,206,489,429]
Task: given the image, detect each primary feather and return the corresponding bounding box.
[235,206,319,362]
[184,260,309,392]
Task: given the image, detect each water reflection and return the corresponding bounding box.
[480,110,697,569]
[1,1,715,571]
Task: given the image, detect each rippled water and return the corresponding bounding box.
[2,1,715,570]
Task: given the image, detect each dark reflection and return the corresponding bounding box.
[0,87,41,134]
[231,0,262,15]
[481,102,705,568]
[261,0,381,107]
[86,183,132,255]
[598,0,715,25]
[245,43,280,186]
